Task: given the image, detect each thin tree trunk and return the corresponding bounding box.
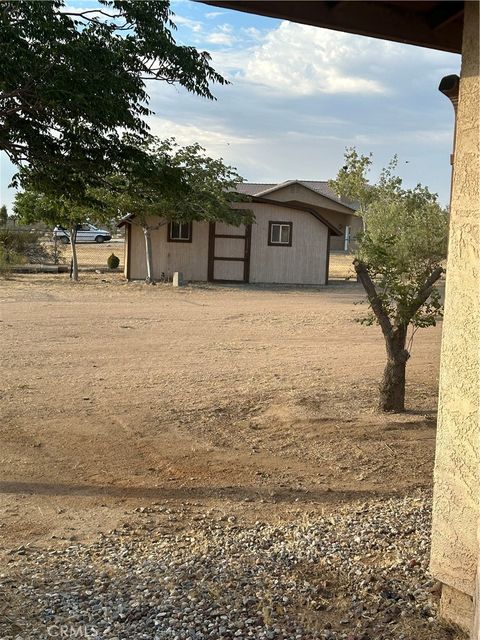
[143,226,154,284]
[380,327,409,412]
[70,226,78,281]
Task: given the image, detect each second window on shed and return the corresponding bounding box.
[269,222,292,246]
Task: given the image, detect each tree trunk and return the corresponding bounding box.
[380,328,409,412]
[143,226,155,284]
[70,226,78,281]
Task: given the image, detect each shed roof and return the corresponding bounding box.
[200,1,464,53]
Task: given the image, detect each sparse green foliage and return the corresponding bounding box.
[330,149,448,411]
[0,205,7,226]
[104,138,251,226]
[13,185,111,280]
[100,137,252,283]
[1,1,226,199]
[107,253,120,270]
[0,228,53,267]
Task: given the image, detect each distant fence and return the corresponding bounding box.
[0,227,125,272]
[48,237,125,271]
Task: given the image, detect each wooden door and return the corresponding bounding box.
[208,222,251,283]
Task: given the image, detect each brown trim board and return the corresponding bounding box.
[244,223,252,283]
[214,233,246,239]
[126,223,132,280]
[325,230,331,286]
[214,256,245,261]
[207,222,215,282]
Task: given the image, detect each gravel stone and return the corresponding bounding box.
[0,491,449,640]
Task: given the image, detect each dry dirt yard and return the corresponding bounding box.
[0,271,458,640]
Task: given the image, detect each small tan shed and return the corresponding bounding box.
[120,180,357,285]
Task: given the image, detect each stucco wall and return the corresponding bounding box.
[128,217,210,281]
[430,1,479,630]
[246,202,329,285]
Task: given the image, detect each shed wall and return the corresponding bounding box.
[128,218,210,281]
[127,203,329,285]
[243,202,329,284]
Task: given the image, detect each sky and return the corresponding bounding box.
[0,0,461,211]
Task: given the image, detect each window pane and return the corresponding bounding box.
[170,222,180,239]
[271,224,280,243]
[280,225,290,244]
[180,223,190,239]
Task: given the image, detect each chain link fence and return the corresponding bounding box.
[50,235,125,271]
[0,225,125,272]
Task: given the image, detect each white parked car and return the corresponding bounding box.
[53,223,112,244]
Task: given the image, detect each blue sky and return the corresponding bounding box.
[0,0,460,211]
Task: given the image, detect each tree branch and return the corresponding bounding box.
[354,259,394,342]
[408,266,444,315]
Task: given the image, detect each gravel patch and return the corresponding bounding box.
[1,491,452,640]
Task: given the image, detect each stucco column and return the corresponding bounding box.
[430,0,480,634]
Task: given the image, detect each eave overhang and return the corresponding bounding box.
[200,1,464,53]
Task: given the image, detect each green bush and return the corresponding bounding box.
[0,229,54,267]
[107,253,120,269]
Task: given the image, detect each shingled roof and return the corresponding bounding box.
[235,180,356,210]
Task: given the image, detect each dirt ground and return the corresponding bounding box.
[48,238,125,269]
[0,261,442,555]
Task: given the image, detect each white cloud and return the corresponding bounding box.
[205,23,237,47]
[173,14,203,33]
[240,26,266,42]
[212,21,389,95]
[205,11,225,19]
[145,117,257,150]
[206,31,235,46]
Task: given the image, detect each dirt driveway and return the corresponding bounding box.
[0,273,441,550]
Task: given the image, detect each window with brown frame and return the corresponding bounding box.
[168,221,192,243]
[268,221,292,246]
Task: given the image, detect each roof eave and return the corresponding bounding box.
[199,1,464,54]
[117,214,135,228]
[252,180,356,213]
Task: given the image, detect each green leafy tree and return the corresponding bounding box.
[13,187,109,281]
[0,1,226,198]
[0,204,7,226]
[101,138,252,283]
[330,149,448,412]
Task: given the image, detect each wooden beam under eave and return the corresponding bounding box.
[199,1,463,54]
[426,1,465,30]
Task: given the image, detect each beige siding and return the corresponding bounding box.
[213,260,244,281]
[214,237,245,258]
[215,222,245,235]
[244,202,329,285]
[430,1,479,631]
[128,217,209,281]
